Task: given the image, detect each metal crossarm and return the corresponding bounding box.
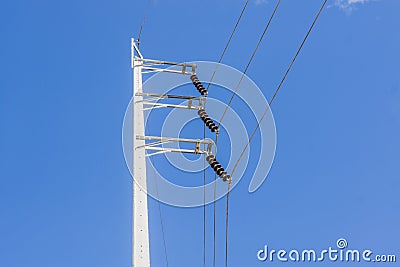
[137,93,202,100]
[131,41,195,75]
[136,58,197,75]
[136,135,213,157]
[135,93,205,111]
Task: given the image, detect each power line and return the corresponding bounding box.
[203,1,251,266]
[206,0,250,91]
[231,0,328,178]
[222,2,282,267]
[219,0,281,127]
[212,133,218,267]
[203,114,207,267]
[225,2,328,266]
[224,181,232,267]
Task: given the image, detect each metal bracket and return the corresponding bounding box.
[195,140,200,154]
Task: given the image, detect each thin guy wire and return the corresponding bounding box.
[224,180,231,267]
[218,0,281,127]
[137,0,151,48]
[213,134,219,267]
[206,0,250,91]
[145,122,169,267]
[231,0,328,178]
[154,169,169,267]
[203,108,207,267]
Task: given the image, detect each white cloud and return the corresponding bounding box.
[333,0,376,13]
[255,0,268,5]
[348,0,369,3]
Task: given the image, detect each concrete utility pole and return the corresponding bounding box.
[132,38,150,267]
[130,38,228,266]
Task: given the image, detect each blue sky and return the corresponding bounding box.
[1,0,399,266]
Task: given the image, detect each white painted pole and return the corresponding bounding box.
[132,38,150,267]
